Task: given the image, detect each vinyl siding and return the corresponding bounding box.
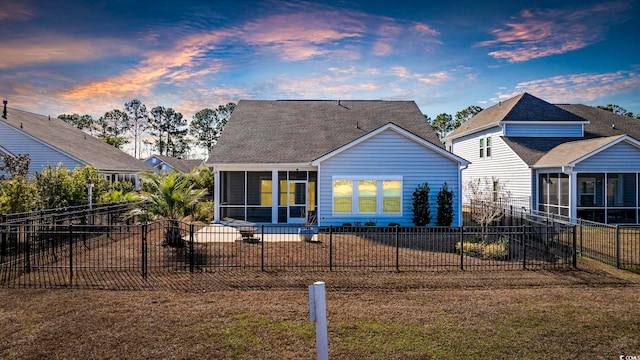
[0,122,83,178]
[574,142,640,172]
[317,129,462,226]
[452,127,532,202]
[504,123,583,137]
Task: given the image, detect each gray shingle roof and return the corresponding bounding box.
[151,155,203,173]
[498,98,640,166]
[445,92,586,141]
[1,108,152,173]
[557,104,640,140]
[207,100,442,164]
[533,135,626,167]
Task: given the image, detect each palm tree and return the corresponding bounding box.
[130,171,207,247]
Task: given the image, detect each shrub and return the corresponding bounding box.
[455,241,485,257]
[456,236,510,260]
[482,243,508,260]
[436,182,454,226]
[193,201,215,222]
[364,220,377,226]
[0,176,37,213]
[388,222,400,227]
[412,182,431,226]
[341,222,352,226]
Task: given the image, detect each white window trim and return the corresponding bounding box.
[479,135,492,159]
[331,176,403,216]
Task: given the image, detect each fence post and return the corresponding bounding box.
[522,225,527,270]
[24,220,31,274]
[261,225,265,272]
[459,226,464,271]
[572,225,577,269]
[329,225,333,271]
[142,223,147,279]
[395,225,400,272]
[69,224,73,287]
[615,225,621,269]
[578,219,583,255]
[189,223,195,273]
[1,214,6,258]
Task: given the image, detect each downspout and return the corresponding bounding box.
[458,163,468,226]
[315,163,321,226]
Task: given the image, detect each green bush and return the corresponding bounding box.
[412,182,431,226]
[364,220,377,226]
[436,182,454,226]
[0,176,37,213]
[193,201,215,222]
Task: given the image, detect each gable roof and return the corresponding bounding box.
[502,103,640,166]
[311,123,469,166]
[1,107,152,173]
[532,135,633,168]
[445,93,587,141]
[147,155,203,173]
[207,100,442,165]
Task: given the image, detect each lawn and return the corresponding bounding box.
[1,258,639,359]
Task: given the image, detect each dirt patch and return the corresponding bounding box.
[0,259,638,359]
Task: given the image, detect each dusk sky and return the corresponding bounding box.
[2,0,639,121]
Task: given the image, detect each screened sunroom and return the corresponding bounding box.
[218,170,317,224]
[537,172,640,224]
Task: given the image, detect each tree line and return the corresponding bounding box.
[58,100,236,159]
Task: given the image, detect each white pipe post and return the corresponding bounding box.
[309,281,328,360]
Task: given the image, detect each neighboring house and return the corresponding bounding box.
[144,154,204,174]
[206,100,469,226]
[0,105,152,187]
[444,92,640,224]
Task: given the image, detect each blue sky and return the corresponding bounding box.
[1,0,639,121]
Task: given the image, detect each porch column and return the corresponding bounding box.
[570,171,577,220]
[272,170,278,224]
[213,168,220,223]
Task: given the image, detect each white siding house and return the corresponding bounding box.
[445,93,640,224]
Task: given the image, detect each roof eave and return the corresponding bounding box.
[444,122,500,142]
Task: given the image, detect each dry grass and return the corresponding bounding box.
[1,258,639,360]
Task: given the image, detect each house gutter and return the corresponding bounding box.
[444,122,499,143]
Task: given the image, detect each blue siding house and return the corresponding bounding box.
[444,93,640,224]
[206,100,469,226]
[0,104,152,186]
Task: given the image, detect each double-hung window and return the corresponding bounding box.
[479,136,491,158]
[332,177,402,215]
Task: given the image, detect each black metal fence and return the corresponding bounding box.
[1,217,576,288]
[496,206,640,272]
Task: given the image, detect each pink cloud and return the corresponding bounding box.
[62,30,234,101]
[0,2,33,21]
[391,66,450,84]
[242,11,364,61]
[0,36,128,69]
[493,70,640,104]
[476,2,629,62]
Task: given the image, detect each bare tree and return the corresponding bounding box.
[465,177,511,237]
[124,99,149,159]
